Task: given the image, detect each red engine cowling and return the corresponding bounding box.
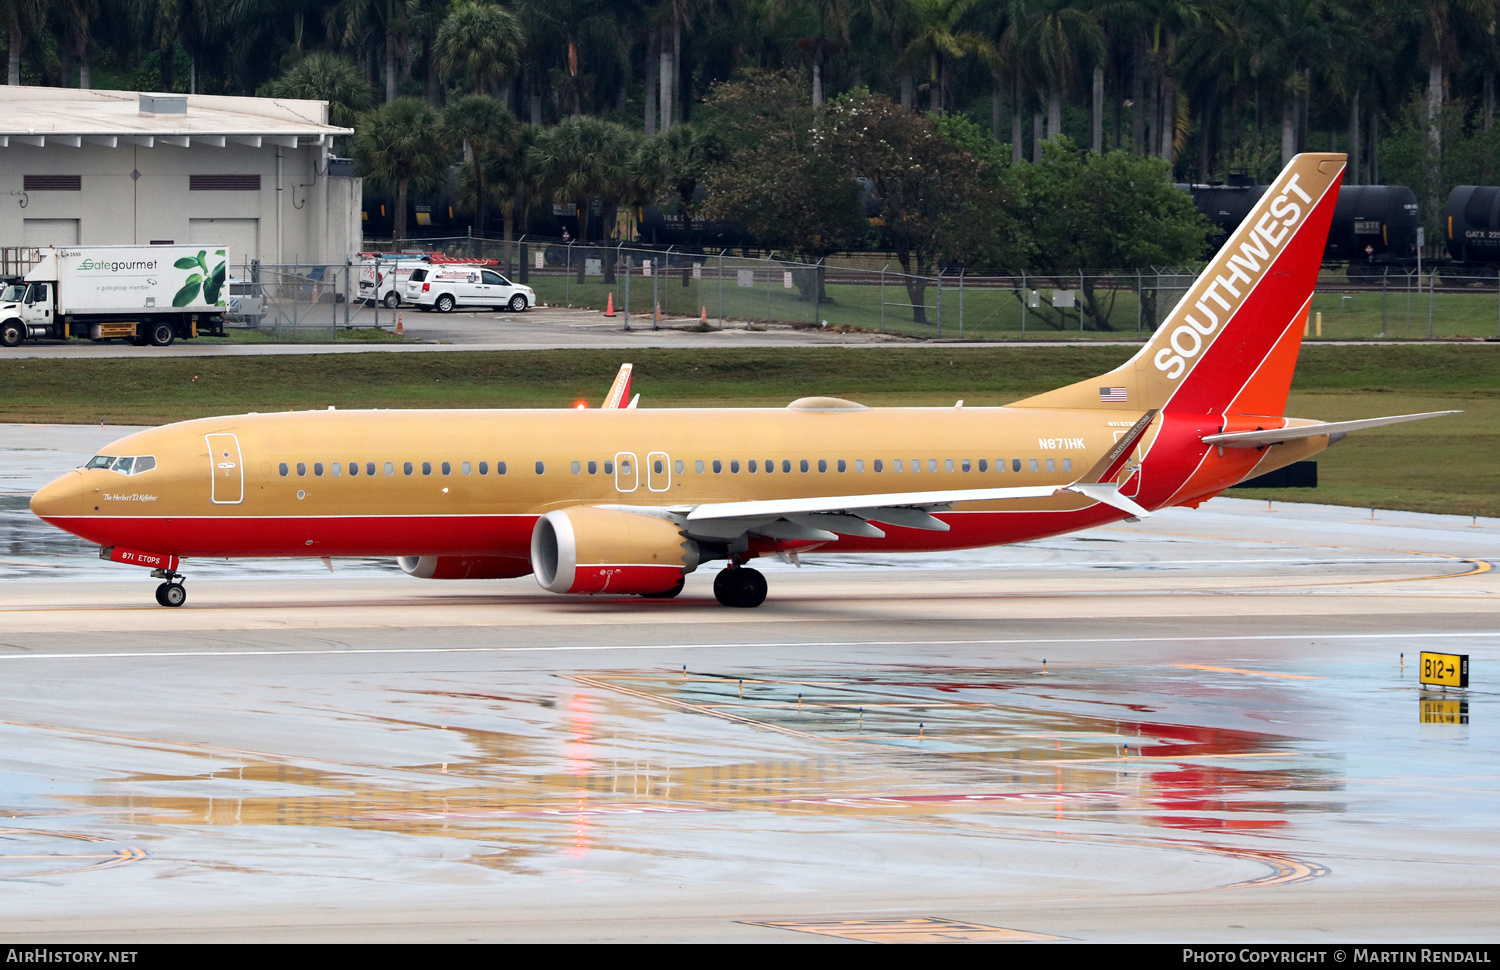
[397,555,533,580]
[530,507,699,595]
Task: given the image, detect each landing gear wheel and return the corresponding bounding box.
[148,321,175,347]
[155,582,186,607]
[434,294,456,313]
[639,577,685,599]
[382,291,401,308]
[0,321,21,347]
[713,567,767,608]
[508,294,528,312]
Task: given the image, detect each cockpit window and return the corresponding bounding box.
[85,455,155,475]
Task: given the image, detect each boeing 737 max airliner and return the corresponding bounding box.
[29,153,1456,608]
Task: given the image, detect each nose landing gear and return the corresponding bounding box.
[152,568,187,607]
[713,564,767,608]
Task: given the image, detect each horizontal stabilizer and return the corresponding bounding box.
[1202,411,1460,448]
[1062,483,1151,519]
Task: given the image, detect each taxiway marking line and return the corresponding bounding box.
[1171,664,1322,680]
[0,629,1496,662]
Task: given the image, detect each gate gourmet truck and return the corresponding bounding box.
[0,244,228,348]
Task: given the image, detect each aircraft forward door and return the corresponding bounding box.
[206,433,244,504]
[614,451,638,492]
[647,452,671,491]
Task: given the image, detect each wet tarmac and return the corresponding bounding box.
[1,425,1498,941]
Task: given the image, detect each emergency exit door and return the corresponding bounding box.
[206,433,244,504]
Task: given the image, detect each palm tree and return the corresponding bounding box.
[4,0,50,85]
[897,0,995,115]
[441,93,518,237]
[767,0,856,107]
[530,117,641,281]
[355,97,452,243]
[435,0,523,96]
[261,51,376,129]
[1017,0,1104,146]
[634,123,726,237]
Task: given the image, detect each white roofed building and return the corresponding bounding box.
[0,86,359,270]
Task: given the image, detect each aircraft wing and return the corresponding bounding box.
[1202,410,1460,448]
[670,481,1149,542]
[645,410,1160,541]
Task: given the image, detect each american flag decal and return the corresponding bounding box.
[1099,386,1128,402]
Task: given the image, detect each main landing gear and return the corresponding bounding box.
[152,568,186,608]
[713,565,767,608]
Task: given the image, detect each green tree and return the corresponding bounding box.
[700,71,864,272]
[820,91,998,322]
[529,116,641,280]
[897,0,995,114]
[441,93,518,237]
[1017,141,1208,329]
[634,123,726,238]
[354,97,452,243]
[260,51,375,128]
[435,0,523,96]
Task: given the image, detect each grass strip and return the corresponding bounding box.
[3,344,1496,515]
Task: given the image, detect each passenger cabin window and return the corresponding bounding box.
[279,462,289,476]
[571,461,581,475]
[297,462,307,476]
[894,459,903,472]
[694,460,704,473]
[366,462,376,476]
[403,462,413,475]
[385,462,395,476]
[674,459,685,474]
[441,461,451,475]
[535,461,545,474]
[1045,458,1056,472]
[461,461,471,475]
[730,460,740,473]
[602,461,611,474]
[497,461,507,475]
[1012,459,1022,472]
[713,460,722,473]
[837,459,846,472]
[331,462,341,477]
[422,462,432,476]
[314,462,324,476]
[479,462,489,475]
[800,459,809,473]
[588,460,598,474]
[782,460,791,473]
[818,459,827,473]
[1063,458,1072,472]
[979,459,988,472]
[1029,458,1039,472]
[874,459,884,472]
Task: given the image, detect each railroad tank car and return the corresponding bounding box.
[1443,186,1500,264]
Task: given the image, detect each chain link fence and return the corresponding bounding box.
[336,233,1500,341]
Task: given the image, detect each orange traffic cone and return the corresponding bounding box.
[700,305,708,324]
[395,312,404,335]
[654,301,662,322]
[604,292,616,317]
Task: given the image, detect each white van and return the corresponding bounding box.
[357,254,435,307]
[406,266,536,312]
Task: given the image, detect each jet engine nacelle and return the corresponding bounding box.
[398,555,533,580]
[530,507,699,595]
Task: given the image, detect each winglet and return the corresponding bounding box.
[602,363,633,409]
[1077,409,1158,485]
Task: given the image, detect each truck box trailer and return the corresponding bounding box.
[0,244,228,348]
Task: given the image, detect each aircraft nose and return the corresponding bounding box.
[30,471,83,519]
